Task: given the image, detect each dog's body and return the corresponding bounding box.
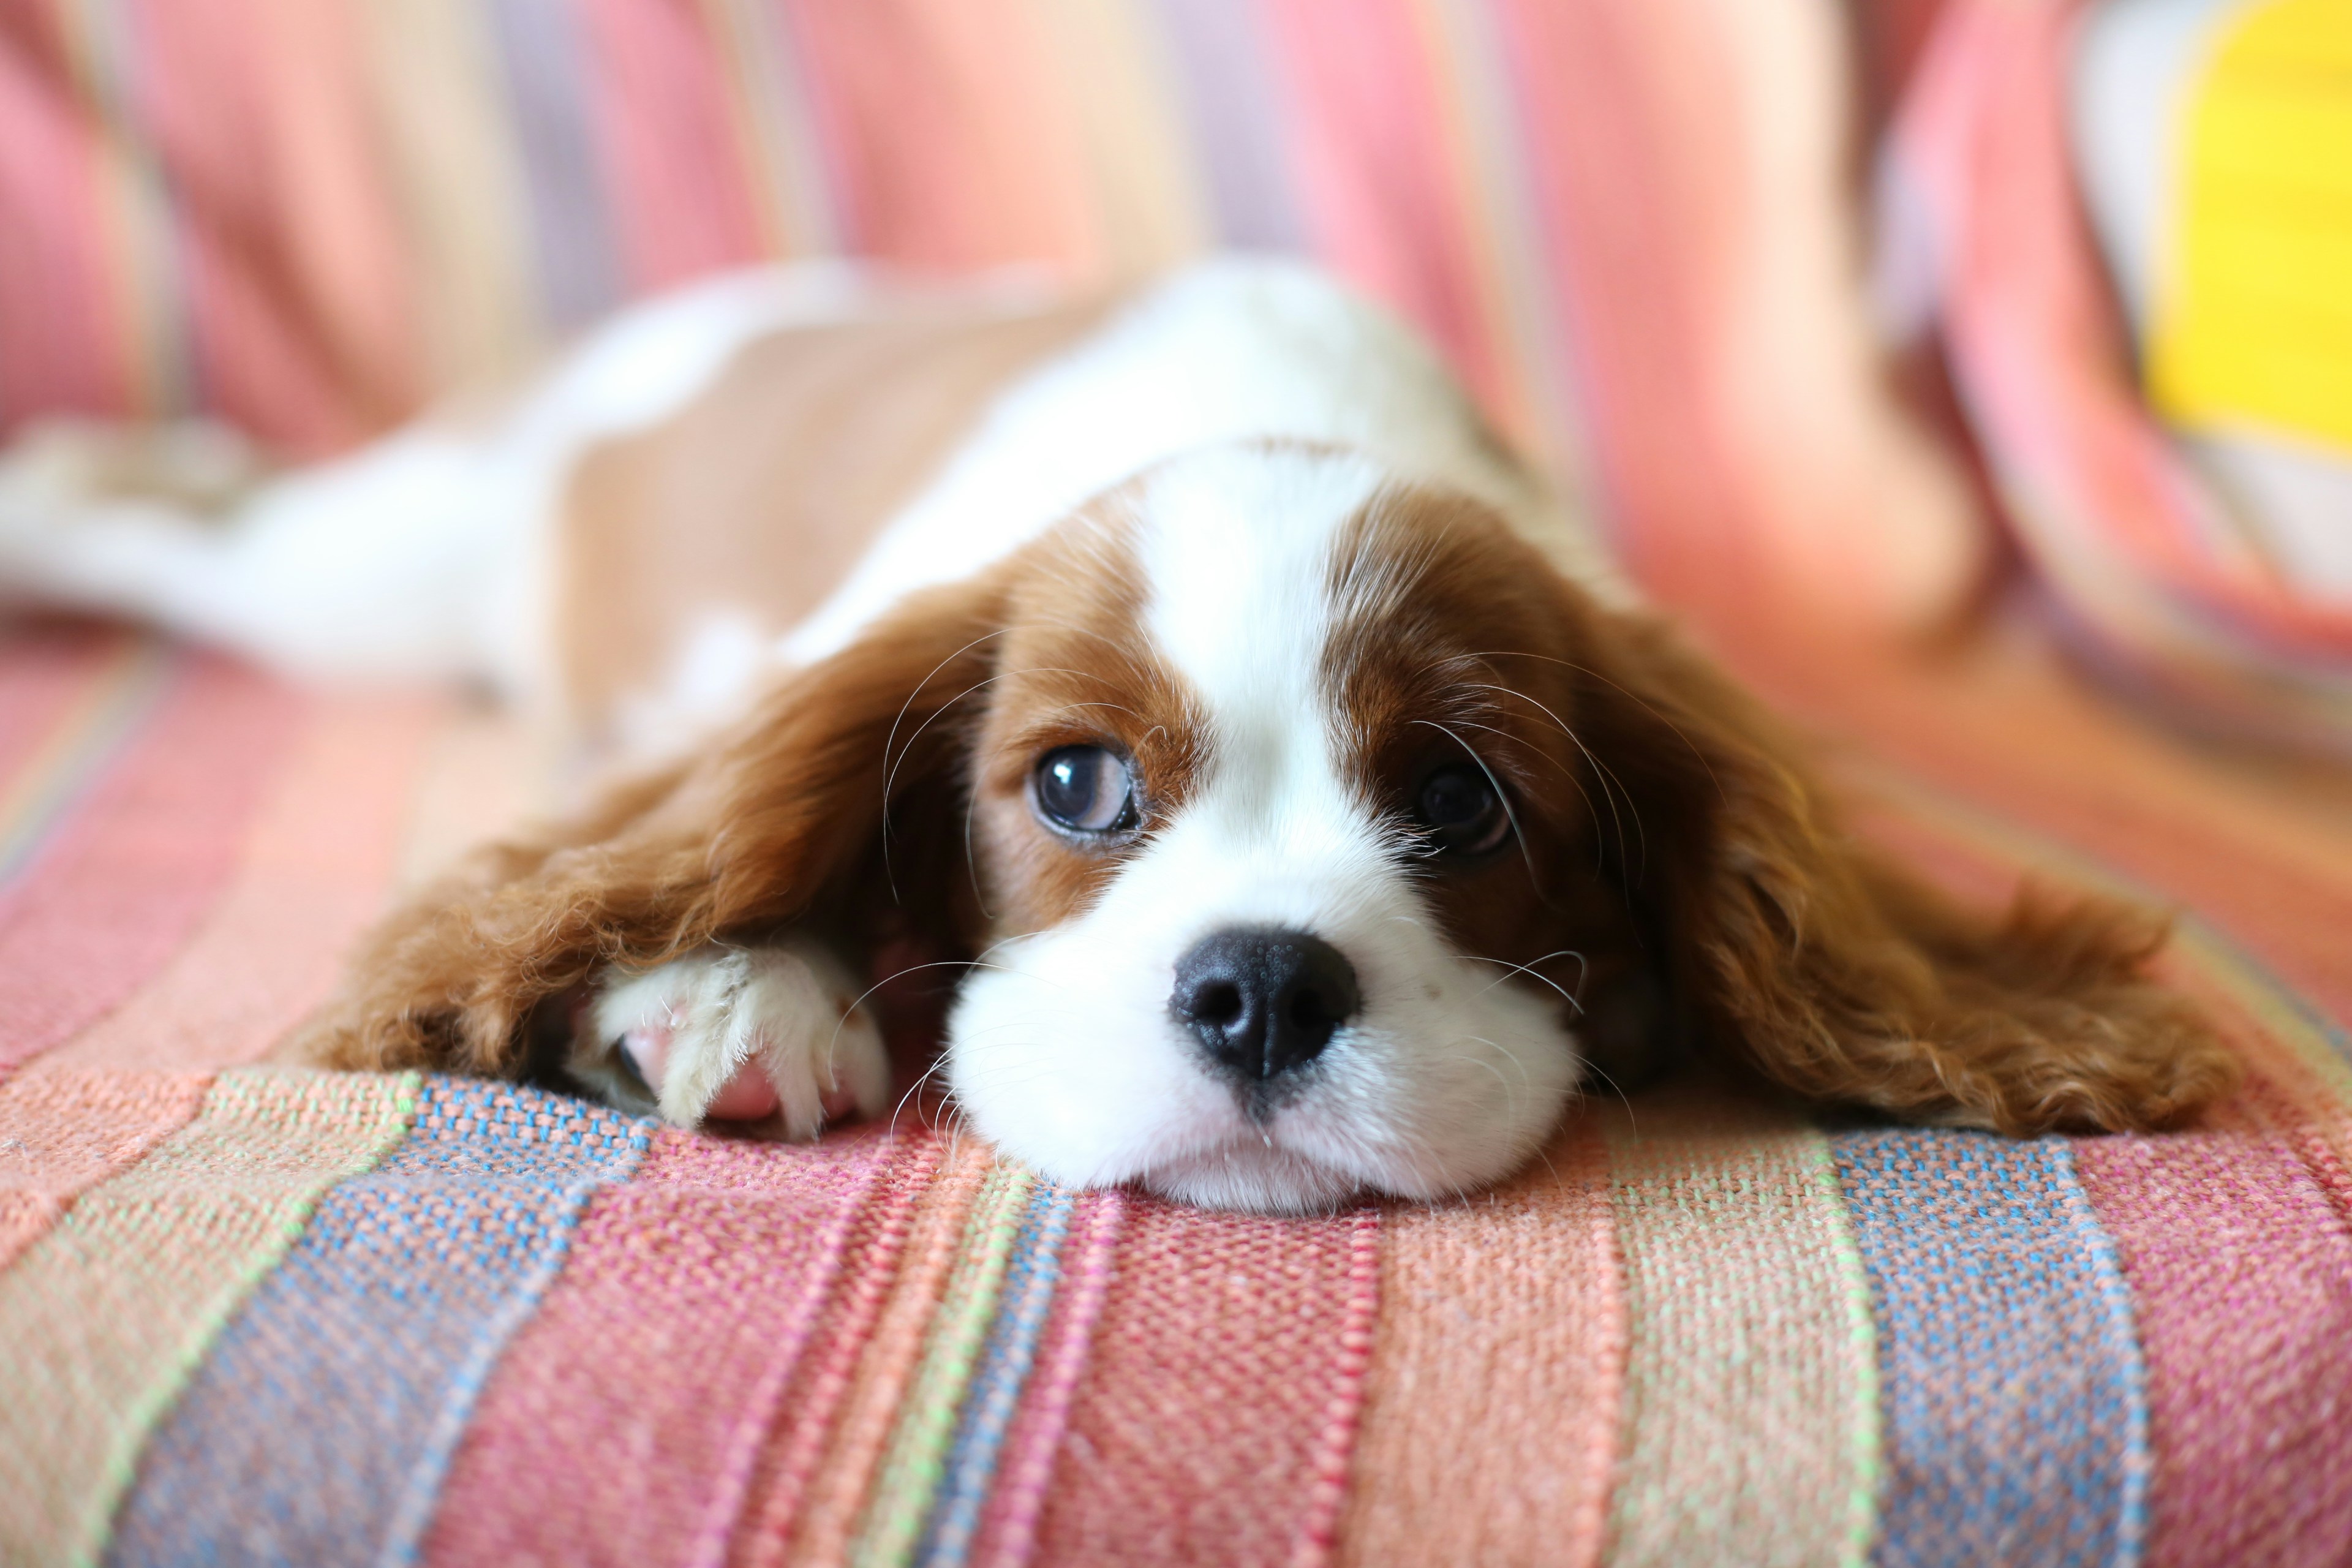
[1,259,2234,1213]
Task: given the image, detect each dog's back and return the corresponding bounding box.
[0,259,1612,771]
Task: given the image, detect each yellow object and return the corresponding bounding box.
[2148,0,2352,454]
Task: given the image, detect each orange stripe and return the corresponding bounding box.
[353,0,543,394]
[1335,1114,1623,1567]
[391,703,542,894]
[1736,630,2352,1030]
[1025,0,1210,281]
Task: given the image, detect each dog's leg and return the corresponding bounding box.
[0,415,540,692]
[575,940,891,1137]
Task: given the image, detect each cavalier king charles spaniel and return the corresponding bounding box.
[0,260,2233,1212]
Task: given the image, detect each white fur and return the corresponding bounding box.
[945,447,1580,1213]
[781,257,1624,667]
[585,940,887,1139]
[2,258,1616,706]
[0,263,1044,696]
[1,258,1600,1211]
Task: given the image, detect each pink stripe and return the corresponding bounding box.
[777,0,1096,272]
[1256,0,1506,421]
[574,0,767,293]
[727,1129,947,1568]
[1486,0,1755,607]
[0,626,123,798]
[0,1064,210,1273]
[0,9,132,424]
[1290,1211,1380,1568]
[47,693,440,1072]
[423,1128,892,1568]
[2073,1107,2352,1565]
[0,654,304,1074]
[967,1189,1128,1568]
[0,687,428,1272]
[1028,1199,1384,1567]
[120,0,404,451]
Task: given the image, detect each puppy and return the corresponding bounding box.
[0,260,2234,1212]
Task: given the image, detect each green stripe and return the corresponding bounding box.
[851,1161,1036,1568]
[0,1067,420,1568]
[1601,1088,1882,1568]
[1807,1131,1883,1568]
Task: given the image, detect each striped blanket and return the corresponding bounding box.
[2,616,2348,1566]
[4,0,2351,1561]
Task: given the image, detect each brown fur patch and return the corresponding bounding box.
[1321,481,2239,1131]
[967,499,1207,931]
[1321,485,1661,1084]
[555,295,1110,751]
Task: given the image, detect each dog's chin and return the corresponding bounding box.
[1134,1142,1366,1216]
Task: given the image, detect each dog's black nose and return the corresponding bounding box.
[1170,926,1361,1080]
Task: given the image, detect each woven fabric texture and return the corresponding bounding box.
[0,620,2347,1566]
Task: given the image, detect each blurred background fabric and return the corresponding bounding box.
[6,0,2340,748]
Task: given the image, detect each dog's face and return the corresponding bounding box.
[320,442,2235,1213]
[932,446,1642,1212]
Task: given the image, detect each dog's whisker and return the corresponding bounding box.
[1463,949,1590,1014]
[1411,719,1547,900]
[888,1052,958,1136]
[1470,649,1724,808]
[1463,680,1642,880]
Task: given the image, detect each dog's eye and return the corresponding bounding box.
[1033,745,1138,835]
[1415,764,1512,857]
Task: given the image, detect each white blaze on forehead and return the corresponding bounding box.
[944,443,1580,1213]
[1137,447,1385,818]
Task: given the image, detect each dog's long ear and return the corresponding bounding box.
[1572,612,2239,1133]
[301,575,1007,1078]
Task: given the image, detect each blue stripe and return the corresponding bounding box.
[484,0,628,331]
[1832,1129,2148,1568]
[1147,0,1308,251]
[913,1182,1077,1568]
[105,1078,650,1568]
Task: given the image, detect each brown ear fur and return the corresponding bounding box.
[298,576,1005,1079]
[1575,611,2239,1133]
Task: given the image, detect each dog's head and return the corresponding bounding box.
[668,441,1686,1211]
[334,440,2234,1214]
[943,445,1624,1210]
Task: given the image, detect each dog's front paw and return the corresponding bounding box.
[584,942,889,1138]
